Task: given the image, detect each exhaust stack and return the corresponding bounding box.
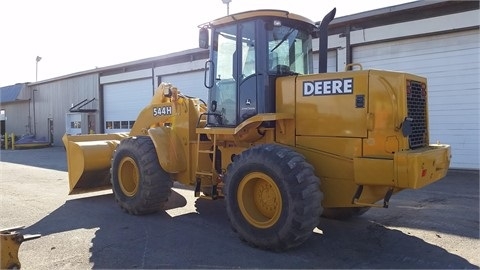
[318,8,336,73]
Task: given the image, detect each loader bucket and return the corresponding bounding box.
[62,133,129,194]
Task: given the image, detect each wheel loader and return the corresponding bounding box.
[62,8,451,251]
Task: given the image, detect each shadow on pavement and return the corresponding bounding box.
[368,170,479,239]
[9,147,477,268]
[0,147,67,172]
[24,190,477,269]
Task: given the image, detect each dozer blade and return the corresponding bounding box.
[62,133,129,194]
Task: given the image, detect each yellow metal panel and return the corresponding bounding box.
[363,70,412,156]
[319,177,358,207]
[148,127,187,173]
[395,144,451,189]
[195,113,293,136]
[1,230,22,269]
[129,102,175,136]
[296,71,369,137]
[294,145,356,207]
[353,157,394,186]
[363,71,430,157]
[275,77,296,146]
[352,144,450,189]
[295,139,357,205]
[320,178,396,208]
[296,136,362,177]
[297,144,397,207]
[196,127,236,135]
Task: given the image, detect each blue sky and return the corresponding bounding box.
[0,0,415,86]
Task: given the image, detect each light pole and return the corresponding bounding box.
[35,56,42,82]
[222,0,231,15]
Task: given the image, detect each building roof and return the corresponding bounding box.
[0,83,26,103]
[326,0,479,34]
[26,0,478,87]
[28,48,209,86]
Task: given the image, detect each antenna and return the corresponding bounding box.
[221,0,232,15]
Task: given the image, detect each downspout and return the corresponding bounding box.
[32,89,38,135]
[99,79,105,133]
[28,98,32,134]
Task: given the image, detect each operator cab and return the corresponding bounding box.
[199,10,317,127]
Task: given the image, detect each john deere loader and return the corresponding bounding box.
[63,8,451,250]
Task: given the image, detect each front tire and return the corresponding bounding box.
[225,144,323,251]
[111,136,173,215]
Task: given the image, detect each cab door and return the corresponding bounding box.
[208,20,259,126]
[237,21,258,122]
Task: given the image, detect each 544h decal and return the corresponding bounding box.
[153,106,172,116]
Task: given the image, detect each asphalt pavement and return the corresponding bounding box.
[0,146,479,269]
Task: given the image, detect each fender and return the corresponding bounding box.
[148,126,187,173]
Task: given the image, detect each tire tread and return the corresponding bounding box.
[111,136,173,215]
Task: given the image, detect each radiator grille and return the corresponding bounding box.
[407,80,427,149]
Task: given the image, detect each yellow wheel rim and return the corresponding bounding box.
[237,172,282,229]
[118,157,139,197]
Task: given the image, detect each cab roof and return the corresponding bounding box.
[200,9,316,28]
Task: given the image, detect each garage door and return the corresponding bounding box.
[160,71,208,102]
[352,29,479,169]
[313,50,337,73]
[103,79,153,133]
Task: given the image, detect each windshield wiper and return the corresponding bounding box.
[270,28,295,52]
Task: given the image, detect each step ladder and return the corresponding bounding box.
[194,131,219,199]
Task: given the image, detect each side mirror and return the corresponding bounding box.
[199,27,209,49]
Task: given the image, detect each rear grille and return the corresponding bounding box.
[406,80,427,149]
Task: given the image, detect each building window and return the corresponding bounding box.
[105,120,136,130]
[71,121,81,128]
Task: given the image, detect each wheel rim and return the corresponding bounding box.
[118,157,139,197]
[237,172,282,229]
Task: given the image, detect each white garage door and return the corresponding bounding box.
[103,79,153,133]
[161,71,208,102]
[313,50,337,73]
[353,29,479,169]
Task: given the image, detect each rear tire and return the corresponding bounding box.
[225,144,322,251]
[111,136,173,215]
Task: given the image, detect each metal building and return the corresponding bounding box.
[0,0,478,169]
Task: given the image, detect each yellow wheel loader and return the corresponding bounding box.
[62,8,451,251]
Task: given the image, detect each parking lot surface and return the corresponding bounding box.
[1,147,479,269]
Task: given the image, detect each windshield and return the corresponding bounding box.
[268,25,313,75]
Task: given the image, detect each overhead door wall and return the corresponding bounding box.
[103,79,153,133]
[313,50,338,73]
[160,71,208,102]
[352,29,479,169]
